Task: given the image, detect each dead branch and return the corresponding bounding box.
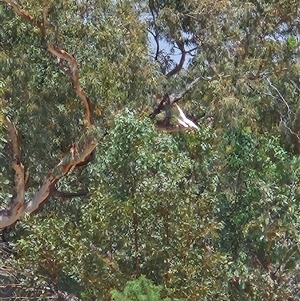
[265,77,292,120]
[149,77,200,120]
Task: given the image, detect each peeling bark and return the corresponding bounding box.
[1,116,25,218]
[1,0,97,229]
[47,43,92,127]
[0,130,97,229]
[3,0,92,127]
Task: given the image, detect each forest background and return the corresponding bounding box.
[0,0,299,300]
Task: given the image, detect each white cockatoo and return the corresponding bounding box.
[175,103,199,130]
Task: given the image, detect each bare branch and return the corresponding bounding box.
[171,77,200,104]
[3,0,43,29]
[0,130,97,228]
[2,116,25,217]
[47,43,92,127]
[185,46,198,55]
[265,77,291,116]
[148,0,160,61]
[147,29,160,61]
[166,40,186,78]
[0,1,98,228]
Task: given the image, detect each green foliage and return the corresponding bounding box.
[217,132,300,300]
[1,0,300,300]
[111,275,171,301]
[79,110,225,299]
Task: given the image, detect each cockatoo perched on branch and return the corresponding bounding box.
[175,103,199,130]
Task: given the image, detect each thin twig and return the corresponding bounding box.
[265,77,292,119]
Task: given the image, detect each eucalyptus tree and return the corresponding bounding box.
[0,0,299,300]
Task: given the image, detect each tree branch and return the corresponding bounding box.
[166,40,186,78]
[0,130,97,228]
[51,186,88,199]
[47,43,92,127]
[147,29,160,61]
[0,1,98,228]
[3,0,93,128]
[3,0,43,29]
[170,77,200,104]
[148,0,160,61]
[149,77,200,120]
[2,116,25,215]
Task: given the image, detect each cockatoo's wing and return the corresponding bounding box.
[175,104,199,130]
[178,118,189,128]
[185,118,199,130]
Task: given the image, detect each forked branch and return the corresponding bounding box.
[0,129,97,229]
[0,0,97,228]
[149,77,200,120]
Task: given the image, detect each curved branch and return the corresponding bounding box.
[2,116,25,213]
[3,0,93,128]
[47,43,92,127]
[148,0,160,61]
[147,29,160,61]
[0,130,97,228]
[1,1,97,229]
[166,40,186,78]
[3,0,43,29]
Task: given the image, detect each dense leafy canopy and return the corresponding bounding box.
[0,0,299,300]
